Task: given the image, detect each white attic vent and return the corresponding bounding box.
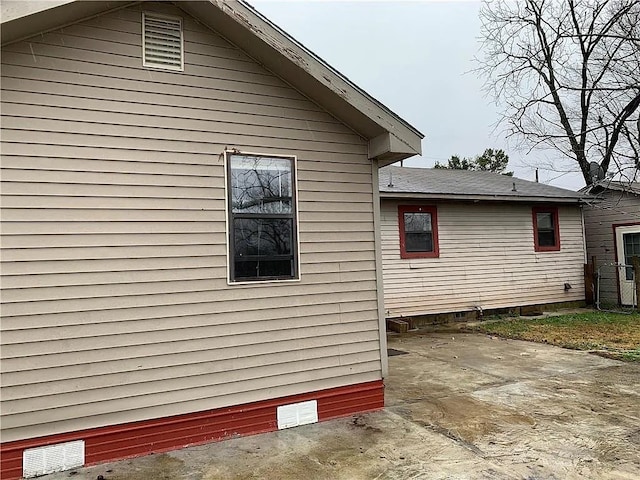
[143,13,184,71]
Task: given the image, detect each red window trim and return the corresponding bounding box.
[398,205,439,259]
[532,206,560,252]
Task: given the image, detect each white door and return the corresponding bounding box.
[615,224,640,306]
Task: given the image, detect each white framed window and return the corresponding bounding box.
[142,12,184,71]
[225,152,300,283]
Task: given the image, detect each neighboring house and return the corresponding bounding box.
[0,2,423,478]
[581,181,640,306]
[379,166,586,322]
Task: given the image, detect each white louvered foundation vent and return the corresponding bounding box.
[277,400,318,430]
[23,440,85,478]
[142,12,184,71]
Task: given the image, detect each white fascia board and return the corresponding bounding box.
[1,1,136,45]
[0,1,75,23]
[379,192,584,204]
[1,0,424,162]
[190,0,423,160]
[369,132,422,164]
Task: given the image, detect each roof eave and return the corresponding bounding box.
[379,192,585,204]
[581,182,640,196]
[181,1,423,162]
[369,132,422,166]
[0,1,137,45]
[0,0,423,163]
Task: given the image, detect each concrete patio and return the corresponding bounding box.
[43,332,640,479]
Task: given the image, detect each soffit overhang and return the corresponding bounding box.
[1,0,423,165]
[379,192,587,204]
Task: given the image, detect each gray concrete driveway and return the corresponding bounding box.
[45,333,640,479]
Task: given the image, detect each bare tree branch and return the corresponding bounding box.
[477,0,640,186]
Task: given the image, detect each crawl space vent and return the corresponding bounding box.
[277,400,318,429]
[23,440,85,478]
[143,13,184,71]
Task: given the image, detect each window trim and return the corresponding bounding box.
[224,150,301,285]
[142,12,184,72]
[398,205,439,259]
[532,206,560,252]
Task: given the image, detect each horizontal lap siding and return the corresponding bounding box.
[582,191,640,303]
[0,2,379,444]
[381,200,585,317]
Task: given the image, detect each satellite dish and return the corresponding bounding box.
[589,161,605,182]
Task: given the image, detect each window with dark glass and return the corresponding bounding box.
[226,153,298,282]
[398,205,439,259]
[532,206,560,251]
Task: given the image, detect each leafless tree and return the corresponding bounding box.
[478,0,640,186]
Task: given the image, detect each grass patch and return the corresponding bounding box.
[476,311,640,361]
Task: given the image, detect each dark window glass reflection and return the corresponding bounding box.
[231,157,292,214]
[228,154,297,281]
[404,212,433,252]
[536,212,556,247]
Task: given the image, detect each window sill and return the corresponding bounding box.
[534,247,561,252]
[227,277,302,286]
[400,252,439,259]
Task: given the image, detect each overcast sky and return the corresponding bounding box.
[2,0,586,189]
[252,0,586,191]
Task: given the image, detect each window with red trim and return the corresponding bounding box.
[398,205,439,258]
[532,206,560,252]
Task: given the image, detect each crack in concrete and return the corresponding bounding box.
[387,406,487,458]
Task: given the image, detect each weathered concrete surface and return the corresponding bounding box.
[386,333,640,479]
[43,333,640,480]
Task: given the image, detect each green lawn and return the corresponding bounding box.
[475,311,640,361]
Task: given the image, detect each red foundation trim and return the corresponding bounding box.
[1,380,383,480]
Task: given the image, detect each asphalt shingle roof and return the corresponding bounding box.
[580,180,640,196]
[379,166,584,203]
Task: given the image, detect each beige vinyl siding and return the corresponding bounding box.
[582,190,640,304]
[0,2,381,443]
[381,200,585,317]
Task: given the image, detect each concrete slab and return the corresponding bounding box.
[42,333,640,480]
[386,333,640,480]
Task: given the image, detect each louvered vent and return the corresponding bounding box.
[143,13,183,71]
